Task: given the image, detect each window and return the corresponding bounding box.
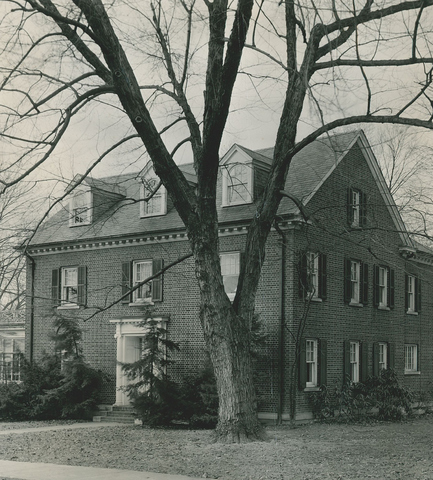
[306,339,318,387]
[373,342,394,376]
[344,340,367,383]
[222,163,252,205]
[347,187,367,227]
[373,265,394,309]
[69,188,92,226]
[350,341,360,383]
[62,267,78,305]
[121,259,164,304]
[405,274,421,313]
[404,344,418,373]
[350,261,360,302]
[344,259,368,305]
[140,178,167,217]
[52,267,87,307]
[220,252,240,301]
[378,342,388,371]
[299,252,327,300]
[133,260,153,303]
[0,337,24,383]
[307,252,319,297]
[299,338,327,389]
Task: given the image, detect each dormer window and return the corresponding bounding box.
[140,177,167,217]
[222,163,253,206]
[69,188,92,226]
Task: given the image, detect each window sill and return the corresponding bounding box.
[377,305,390,311]
[349,301,363,308]
[304,386,321,392]
[57,304,80,310]
[140,212,166,218]
[129,302,154,307]
[307,297,322,303]
[69,222,91,227]
[221,200,253,207]
[406,311,419,316]
[404,371,421,375]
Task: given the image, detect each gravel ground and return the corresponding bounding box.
[0,416,432,479]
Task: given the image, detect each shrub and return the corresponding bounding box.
[309,369,414,422]
[180,361,218,429]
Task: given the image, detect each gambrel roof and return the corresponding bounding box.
[28,130,412,249]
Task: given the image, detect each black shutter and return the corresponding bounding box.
[373,265,380,307]
[121,262,131,304]
[318,339,327,386]
[389,268,395,309]
[77,266,87,306]
[373,342,379,377]
[51,269,60,307]
[416,277,421,312]
[347,188,353,226]
[404,274,409,311]
[360,190,368,227]
[417,345,420,372]
[343,340,351,383]
[344,258,352,303]
[361,262,369,305]
[360,342,369,382]
[298,338,307,390]
[318,254,327,300]
[152,258,164,302]
[298,253,307,299]
[388,343,395,370]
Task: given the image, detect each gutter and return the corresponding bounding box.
[274,220,286,425]
[24,251,35,364]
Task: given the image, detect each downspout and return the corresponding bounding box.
[24,252,35,364]
[274,220,286,425]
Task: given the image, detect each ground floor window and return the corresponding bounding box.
[0,337,24,382]
[404,344,418,373]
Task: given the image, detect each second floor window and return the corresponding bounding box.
[121,259,164,304]
[405,274,421,313]
[373,265,394,309]
[344,259,368,305]
[52,266,87,308]
[299,252,327,300]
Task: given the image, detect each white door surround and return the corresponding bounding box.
[110,317,168,406]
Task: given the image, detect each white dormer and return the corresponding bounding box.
[140,164,167,217]
[221,146,254,206]
[69,186,92,226]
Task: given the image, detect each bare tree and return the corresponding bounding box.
[2,0,433,441]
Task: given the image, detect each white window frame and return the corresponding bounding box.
[69,188,92,226]
[407,275,415,312]
[378,342,388,371]
[306,339,318,387]
[222,163,253,206]
[140,179,167,217]
[352,189,360,227]
[307,252,319,298]
[132,260,153,304]
[61,267,79,306]
[350,261,361,303]
[404,344,418,373]
[0,337,24,383]
[350,341,360,383]
[378,266,388,307]
[220,252,240,301]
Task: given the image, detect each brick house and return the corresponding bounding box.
[25,130,433,421]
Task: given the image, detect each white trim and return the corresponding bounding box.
[69,188,92,227]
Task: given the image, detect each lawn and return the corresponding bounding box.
[0,416,432,479]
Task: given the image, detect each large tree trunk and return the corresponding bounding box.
[199,279,263,442]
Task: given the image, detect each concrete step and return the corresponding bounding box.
[99,415,136,424]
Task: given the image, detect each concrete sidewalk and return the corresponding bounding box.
[0,422,122,436]
[0,460,207,480]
